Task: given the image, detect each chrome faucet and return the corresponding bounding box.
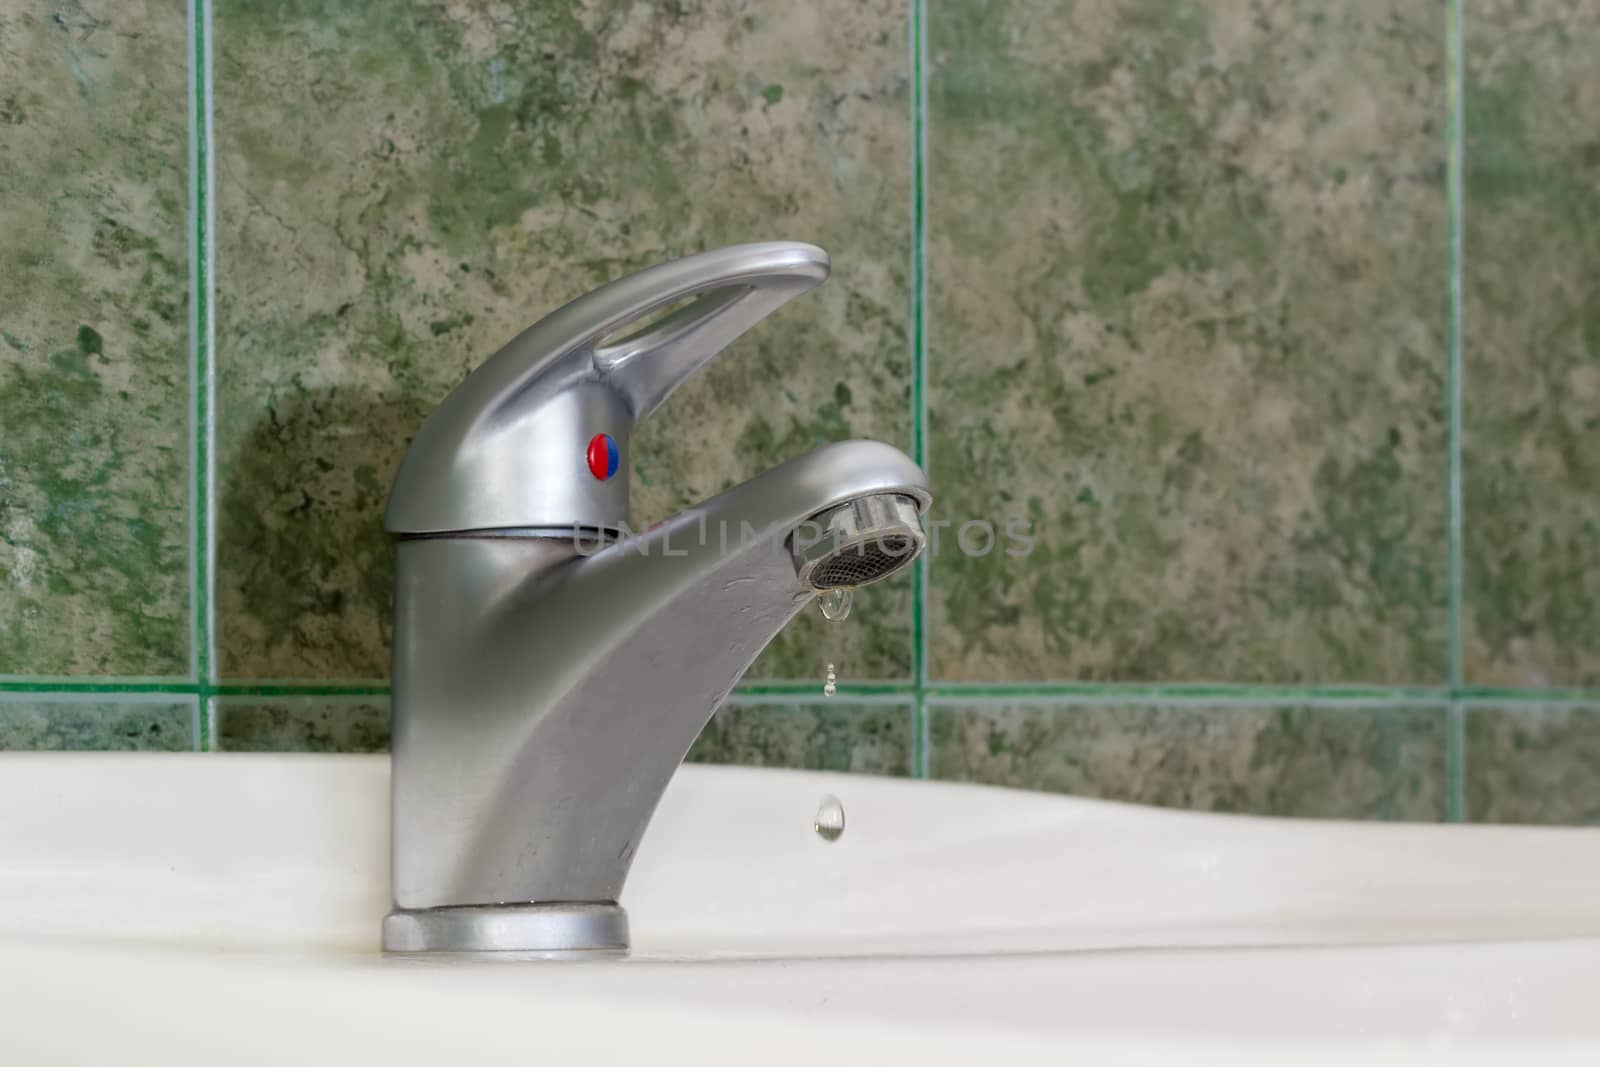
[380,242,930,952]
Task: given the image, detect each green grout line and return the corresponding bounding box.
[190,0,210,685]
[908,0,930,778]
[1444,0,1467,821]
[0,684,206,700]
[921,682,1455,703]
[1454,687,1600,705]
[188,0,217,749]
[0,680,209,695]
[1445,0,1465,692]
[0,689,211,705]
[183,0,202,691]
[922,694,1454,711]
[10,678,1600,705]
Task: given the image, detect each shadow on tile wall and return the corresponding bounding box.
[3,0,1598,827]
[216,386,418,680]
[211,0,913,683]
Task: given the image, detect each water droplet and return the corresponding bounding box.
[823,663,837,698]
[814,795,845,842]
[817,587,853,622]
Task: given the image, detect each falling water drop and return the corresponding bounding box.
[814,794,845,842]
[817,587,853,622]
[823,663,837,698]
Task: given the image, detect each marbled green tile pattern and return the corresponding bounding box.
[1462,1,1600,687]
[926,0,1447,682]
[0,699,193,751]
[213,0,912,680]
[929,703,1448,820]
[0,0,190,676]
[687,702,911,776]
[1466,706,1600,826]
[214,697,389,752]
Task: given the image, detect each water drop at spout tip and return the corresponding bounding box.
[817,587,853,622]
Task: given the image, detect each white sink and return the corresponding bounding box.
[2,753,1598,1065]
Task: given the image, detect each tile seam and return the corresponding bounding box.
[1445,0,1466,692]
[186,0,218,748]
[910,0,930,779]
[202,0,219,728]
[184,0,202,687]
[9,680,1600,704]
[923,683,1454,701]
[921,693,1457,710]
[1445,0,1467,817]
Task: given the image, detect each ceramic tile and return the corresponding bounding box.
[0,0,190,676]
[929,703,1448,820]
[1465,706,1600,825]
[0,699,193,751]
[213,697,389,752]
[1462,0,1600,687]
[926,0,1448,682]
[687,701,912,776]
[213,0,912,680]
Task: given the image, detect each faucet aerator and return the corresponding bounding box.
[792,493,927,591]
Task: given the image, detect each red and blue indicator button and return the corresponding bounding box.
[586,433,620,481]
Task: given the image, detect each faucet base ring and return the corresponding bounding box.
[382,903,629,954]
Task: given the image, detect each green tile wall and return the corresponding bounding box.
[1465,706,1600,825]
[214,696,390,753]
[1462,0,1600,688]
[0,0,192,676]
[930,702,1448,821]
[2,0,1597,826]
[689,701,914,777]
[926,0,1448,685]
[210,0,912,682]
[0,697,195,751]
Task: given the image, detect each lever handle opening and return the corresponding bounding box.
[572,243,828,419]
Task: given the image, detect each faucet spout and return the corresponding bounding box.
[388,440,927,917]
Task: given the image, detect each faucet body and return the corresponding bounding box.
[380,244,929,952]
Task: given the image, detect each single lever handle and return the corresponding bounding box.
[386,242,830,535]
